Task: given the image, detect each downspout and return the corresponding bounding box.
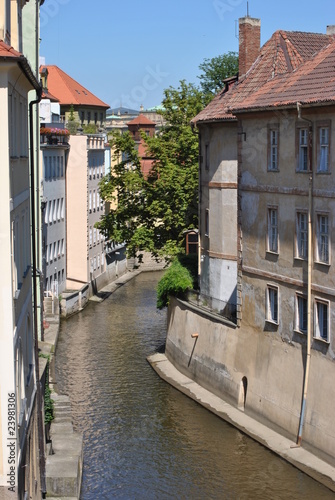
[296,102,313,446]
[29,85,47,497]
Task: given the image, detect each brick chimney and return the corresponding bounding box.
[239,17,261,79]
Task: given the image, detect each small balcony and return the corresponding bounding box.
[40,127,70,146]
[186,290,237,325]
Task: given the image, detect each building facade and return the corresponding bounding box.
[164,17,335,463]
[0,1,45,498]
[66,134,107,289]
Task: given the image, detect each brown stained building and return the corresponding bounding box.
[127,114,156,178]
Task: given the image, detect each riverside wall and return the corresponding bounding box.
[165,297,335,464]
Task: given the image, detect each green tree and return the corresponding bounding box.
[97,80,205,260]
[198,51,238,100]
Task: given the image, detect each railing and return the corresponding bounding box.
[186,290,237,324]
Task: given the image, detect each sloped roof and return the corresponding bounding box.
[40,65,109,109]
[193,31,333,124]
[0,41,22,58]
[127,114,156,126]
[231,37,335,112]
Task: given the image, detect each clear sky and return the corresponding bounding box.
[39,0,335,111]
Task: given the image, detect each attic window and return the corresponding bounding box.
[83,91,87,95]
[75,90,80,94]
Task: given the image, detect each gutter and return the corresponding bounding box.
[294,102,313,448]
[29,85,47,498]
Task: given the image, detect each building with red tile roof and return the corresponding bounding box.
[165,15,335,473]
[40,65,109,129]
[127,114,156,178]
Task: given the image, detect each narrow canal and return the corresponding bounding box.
[55,271,333,499]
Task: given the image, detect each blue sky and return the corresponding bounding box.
[40,0,334,111]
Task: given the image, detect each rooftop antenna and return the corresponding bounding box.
[247,1,249,17]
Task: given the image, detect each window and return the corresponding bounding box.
[316,214,329,264]
[295,294,307,334]
[205,144,209,170]
[97,192,100,210]
[98,254,100,268]
[93,190,96,211]
[61,198,64,218]
[296,212,308,259]
[93,227,96,245]
[298,127,309,172]
[49,243,53,262]
[61,239,64,255]
[60,156,64,177]
[268,126,279,171]
[89,227,92,247]
[266,285,278,324]
[53,200,57,222]
[89,191,92,212]
[314,299,329,342]
[57,199,60,220]
[57,156,60,177]
[48,201,52,223]
[317,125,330,173]
[94,257,97,271]
[101,252,104,266]
[267,207,278,253]
[205,209,209,237]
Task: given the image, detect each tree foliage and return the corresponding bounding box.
[198,51,238,100]
[97,80,205,260]
[156,258,193,309]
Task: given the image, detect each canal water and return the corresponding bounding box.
[55,272,333,499]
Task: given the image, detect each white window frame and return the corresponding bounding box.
[318,127,329,173]
[296,211,308,260]
[267,207,278,253]
[316,213,330,265]
[314,298,329,342]
[266,285,279,324]
[295,294,307,334]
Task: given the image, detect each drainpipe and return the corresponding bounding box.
[296,102,313,446]
[29,85,47,497]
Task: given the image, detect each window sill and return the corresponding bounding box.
[316,170,331,175]
[295,169,311,174]
[267,168,279,173]
[314,260,330,267]
[313,335,329,344]
[266,250,279,256]
[294,256,307,262]
[265,319,278,326]
[294,328,307,336]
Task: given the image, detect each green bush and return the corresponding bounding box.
[157,258,193,309]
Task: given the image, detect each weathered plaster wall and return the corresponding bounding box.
[166,297,335,461]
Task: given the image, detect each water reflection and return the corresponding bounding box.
[55,272,333,499]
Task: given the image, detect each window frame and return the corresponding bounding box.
[315,212,330,265]
[316,120,331,174]
[296,124,311,172]
[295,293,307,334]
[267,124,279,171]
[295,211,308,260]
[266,284,279,325]
[267,206,278,254]
[314,298,330,343]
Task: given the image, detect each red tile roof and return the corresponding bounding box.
[231,38,335,112]
[127,114,156,126]
[0,41,22,58]
[40,65,109,109]
[193,31,333,124]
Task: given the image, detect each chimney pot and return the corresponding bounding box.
[326,25,335,35]
[239,17,261,79]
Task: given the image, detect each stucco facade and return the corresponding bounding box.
[168,18,335,465]
[66,135,106,289]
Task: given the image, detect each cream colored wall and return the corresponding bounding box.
[166,297,335,460]
[66,135,89,288]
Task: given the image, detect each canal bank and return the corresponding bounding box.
[147,352,335,493]
[39,268,151,499]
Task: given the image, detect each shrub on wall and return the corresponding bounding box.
[157,258,193,309]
